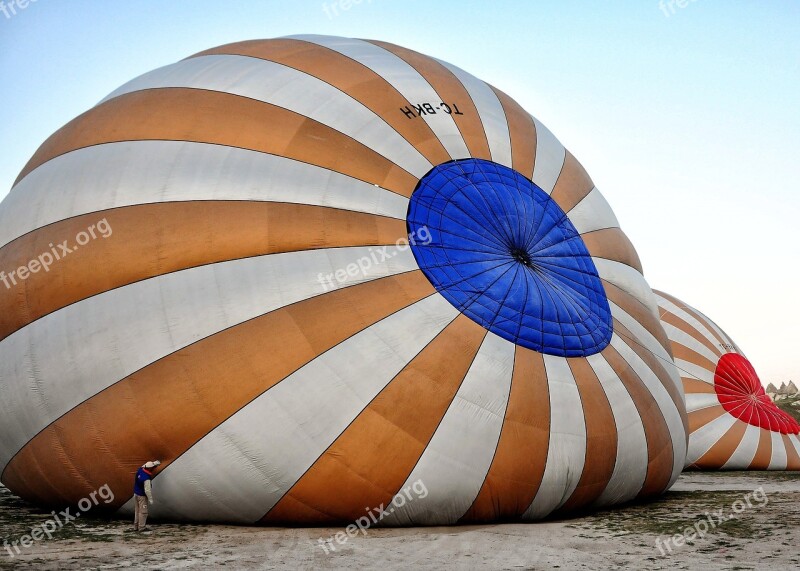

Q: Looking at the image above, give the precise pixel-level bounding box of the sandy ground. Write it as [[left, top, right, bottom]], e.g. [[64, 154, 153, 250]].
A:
[[1, 471, 798, 570]]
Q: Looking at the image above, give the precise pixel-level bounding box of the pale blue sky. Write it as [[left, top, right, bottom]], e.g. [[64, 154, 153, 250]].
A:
[[1, 0, 798, 383]]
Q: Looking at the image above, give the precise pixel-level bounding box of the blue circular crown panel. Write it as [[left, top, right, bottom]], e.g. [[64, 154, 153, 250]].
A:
[[407, 159, 613, 358]]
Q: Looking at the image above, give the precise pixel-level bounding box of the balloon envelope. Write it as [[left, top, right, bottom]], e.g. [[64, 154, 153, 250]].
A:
[[654, 290, 800, 470], [0, 35, 687, 524]]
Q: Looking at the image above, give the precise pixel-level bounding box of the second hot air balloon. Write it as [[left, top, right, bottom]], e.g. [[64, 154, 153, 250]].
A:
[[655, 290, 800, 470]]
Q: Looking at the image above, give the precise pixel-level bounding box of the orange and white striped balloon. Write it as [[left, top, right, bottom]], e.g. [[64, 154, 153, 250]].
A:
[[654, 290, 800, 470], [0, 36, 688, 524]]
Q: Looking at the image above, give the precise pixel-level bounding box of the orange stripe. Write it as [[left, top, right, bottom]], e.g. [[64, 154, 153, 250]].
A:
[[191, 38, 451, 166], [490, 86, 536, 179], [671, 343, 718, 374], [459, 347, 549, 522], [262, 315, 487, 524], [0, 202, 407, 342], [748, 428, 773, 469], [656, 291, 729, 351], [583, 228, 643, 274], [603, 280, 672, 359], [782, 435, 800, 470], [1, 272, 435, 508], [688, 405, 727, 433], [369, 40, 492, 161], [550, 151, 594, 214], [693, 420, 747, 469], [612, 320, 687, 439], [15, 89, 418, 196], [683, 378, 716, 394], [559, 357, 617, 512], [601, 346, 673, 496], [658, 307, 722, 359]]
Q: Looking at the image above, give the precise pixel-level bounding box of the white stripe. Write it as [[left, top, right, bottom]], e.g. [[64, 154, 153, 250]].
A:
[[99, 54, 432, 179], [596, 259, 659, 315], [721, 423, 760, 469], [693, 308, 737, 353], [768, 431, 788, 470], [608, 299, 674, 370], [676, 359, 715, 386], [661, 322, 719, 365], [569, 188, 620, 234], [435, 59, 512, 167], [686, 413, 736, 465], [120, 294, 460, 523], [0, 246, 419, 472], [587, 353, 648, 506], [0, 141, 409, 249], [609, 303, 687, 450], [522, 354, 586, 519], [654, 295, 722, 355], [789, 434, 800, 460], [289, 35, 470, 160], [379, 332, 514, 525], [530, 117, 565, 194], [685, 392, 721, 412], [610, 335, 686, 482]]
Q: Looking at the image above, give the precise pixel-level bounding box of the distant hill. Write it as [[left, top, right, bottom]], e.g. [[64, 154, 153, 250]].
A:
[[767, 381, 799, 401], [776, 394, 800, 424]]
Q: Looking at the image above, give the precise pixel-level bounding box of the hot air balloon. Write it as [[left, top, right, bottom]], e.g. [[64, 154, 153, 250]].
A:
[[654, 290, 800, 470], [0, 35, 687, 525]]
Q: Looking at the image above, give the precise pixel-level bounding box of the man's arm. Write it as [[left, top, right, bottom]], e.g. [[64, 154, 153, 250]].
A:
[[144, 479, 154, 504]]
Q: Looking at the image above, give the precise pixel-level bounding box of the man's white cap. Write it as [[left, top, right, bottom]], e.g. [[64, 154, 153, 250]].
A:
[[144, 460, 162, 469]]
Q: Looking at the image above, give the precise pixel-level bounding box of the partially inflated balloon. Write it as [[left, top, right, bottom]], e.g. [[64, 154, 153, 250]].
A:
[[0, 35, 686, 524], [654, 290, 799, 470]]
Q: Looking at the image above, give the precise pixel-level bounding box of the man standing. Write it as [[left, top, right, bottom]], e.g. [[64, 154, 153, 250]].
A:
[[133, 460, 161, 532]]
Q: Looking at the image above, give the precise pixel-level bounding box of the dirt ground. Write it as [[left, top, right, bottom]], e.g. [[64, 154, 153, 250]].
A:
[[1, 471, 798, 570]]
